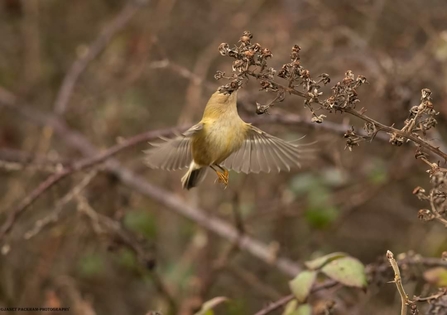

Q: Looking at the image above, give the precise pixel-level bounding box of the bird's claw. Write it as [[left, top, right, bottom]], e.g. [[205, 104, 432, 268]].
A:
[[214, 169, 229, 189]]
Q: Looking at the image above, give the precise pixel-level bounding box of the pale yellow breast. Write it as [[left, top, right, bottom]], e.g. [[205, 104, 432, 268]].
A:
[[191, 118, 246, 166]]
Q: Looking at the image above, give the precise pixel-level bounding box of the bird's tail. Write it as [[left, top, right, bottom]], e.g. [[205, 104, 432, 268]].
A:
[[181, 167, 208, 190]]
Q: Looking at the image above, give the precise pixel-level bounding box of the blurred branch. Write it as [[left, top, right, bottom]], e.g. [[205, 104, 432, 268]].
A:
[[53, 1, 144, 115], [0, 91, 303, 278], [76, 194, 156, 269], [0, 160, 59, 173], [0, 148, 68, 165], [76, 195, 177, 310], [0, 124, 181, 241], [0, 81, 389, 248], [178, 0, 267, 124], [22, 170, 99, 240], [228, 264, 282, 300], [196, 192, 247, 301], [21, 0, 41, 88]]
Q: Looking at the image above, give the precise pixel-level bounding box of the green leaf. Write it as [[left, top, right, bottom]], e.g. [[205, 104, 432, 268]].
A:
[[304, 205, 338, 229], [304, 186, 338, 229], [282, 300, 298, 315], [321, 256, 367, 288], [194, 297, 229, 315], [289, 271, 317, 302], [296, 304, 312, 315], [305, 252, 347, 270]]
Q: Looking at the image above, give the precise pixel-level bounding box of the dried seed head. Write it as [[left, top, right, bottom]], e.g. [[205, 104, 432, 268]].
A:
[[356, 75, 368, 85], [214, 70, 225, 80], [421, 88, 432, 101], [418, 209, 433, 221], [319, 73, 331, 85], [311, 114, 326, 124], [261, 48, 272, 59], [252, 43, 262, 53], [413, 186, 425, 195], [218, 43, 229, 56]]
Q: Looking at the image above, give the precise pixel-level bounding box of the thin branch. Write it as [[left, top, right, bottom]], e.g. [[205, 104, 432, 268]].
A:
[[23, 170, 99, 240], [0, 125, 182, 241], [0, 93, 304, 277], [53, 1, 143, 115], [228, 264, 282, 300], [0, 160, 58, 173], [77, 195, 177, 311], [0, 148, 68, 165], [257, 76, 447, 161], [0, 87, 394, 243], [345, 107, 447, 162], [386, 250, 414, 315]]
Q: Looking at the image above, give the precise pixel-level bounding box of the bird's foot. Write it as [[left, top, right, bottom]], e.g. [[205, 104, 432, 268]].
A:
[[214, 169, 229, 189]]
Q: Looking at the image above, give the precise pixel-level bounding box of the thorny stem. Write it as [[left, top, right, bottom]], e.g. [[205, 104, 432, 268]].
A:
[[413, 288, 447, 302], [344, 108, 447, 162], [387, 250, 412, 315], [219, 32, 447, 168], [253, 76, 447, 162]]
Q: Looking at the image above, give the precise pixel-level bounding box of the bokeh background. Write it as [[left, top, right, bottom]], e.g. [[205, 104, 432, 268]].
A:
[[1, 0, 447, 314]]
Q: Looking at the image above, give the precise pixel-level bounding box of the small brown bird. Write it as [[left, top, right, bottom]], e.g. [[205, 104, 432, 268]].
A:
[[144, 89, 309, 189]]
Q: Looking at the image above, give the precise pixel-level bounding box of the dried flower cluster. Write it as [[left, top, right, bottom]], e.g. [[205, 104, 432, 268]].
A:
[[216, 31, 274, 96], [217, 31, 447, 228], [390, 89, 439, 146], [414, 163, 447, 226], [216, 31, 368, 127]]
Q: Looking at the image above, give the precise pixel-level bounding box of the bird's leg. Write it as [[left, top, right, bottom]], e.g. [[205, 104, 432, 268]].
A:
[[216, 165, 229, 185], [210, 165, 229, 187]]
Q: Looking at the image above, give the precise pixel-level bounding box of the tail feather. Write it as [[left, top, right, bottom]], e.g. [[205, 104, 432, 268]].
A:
[[181, 167, 207, 190]]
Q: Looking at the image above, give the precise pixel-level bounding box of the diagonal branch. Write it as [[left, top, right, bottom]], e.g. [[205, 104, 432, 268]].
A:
[[53, 1, 143, 115], [0, 92, 304, 277], [0, 125, 182, 241]]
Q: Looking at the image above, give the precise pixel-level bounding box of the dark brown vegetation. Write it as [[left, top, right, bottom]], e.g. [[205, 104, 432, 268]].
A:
[[2, 0, 447, 314]]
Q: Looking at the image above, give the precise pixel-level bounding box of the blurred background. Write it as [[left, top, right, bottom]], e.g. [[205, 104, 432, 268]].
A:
[[1, 0, 447, 314]]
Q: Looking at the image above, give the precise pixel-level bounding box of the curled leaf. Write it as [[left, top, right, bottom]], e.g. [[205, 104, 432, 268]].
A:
[[289, 270, 317, 302], [305, 252, 347, 270]]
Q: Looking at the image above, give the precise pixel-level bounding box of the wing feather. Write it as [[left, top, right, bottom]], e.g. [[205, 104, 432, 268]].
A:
[[144, 123, 203, 171], [222, 125, 310, 174]]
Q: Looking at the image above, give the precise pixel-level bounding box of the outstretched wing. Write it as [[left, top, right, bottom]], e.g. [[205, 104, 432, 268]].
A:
[[144, 123, 203, 171], [222, 125, 311, 174]]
